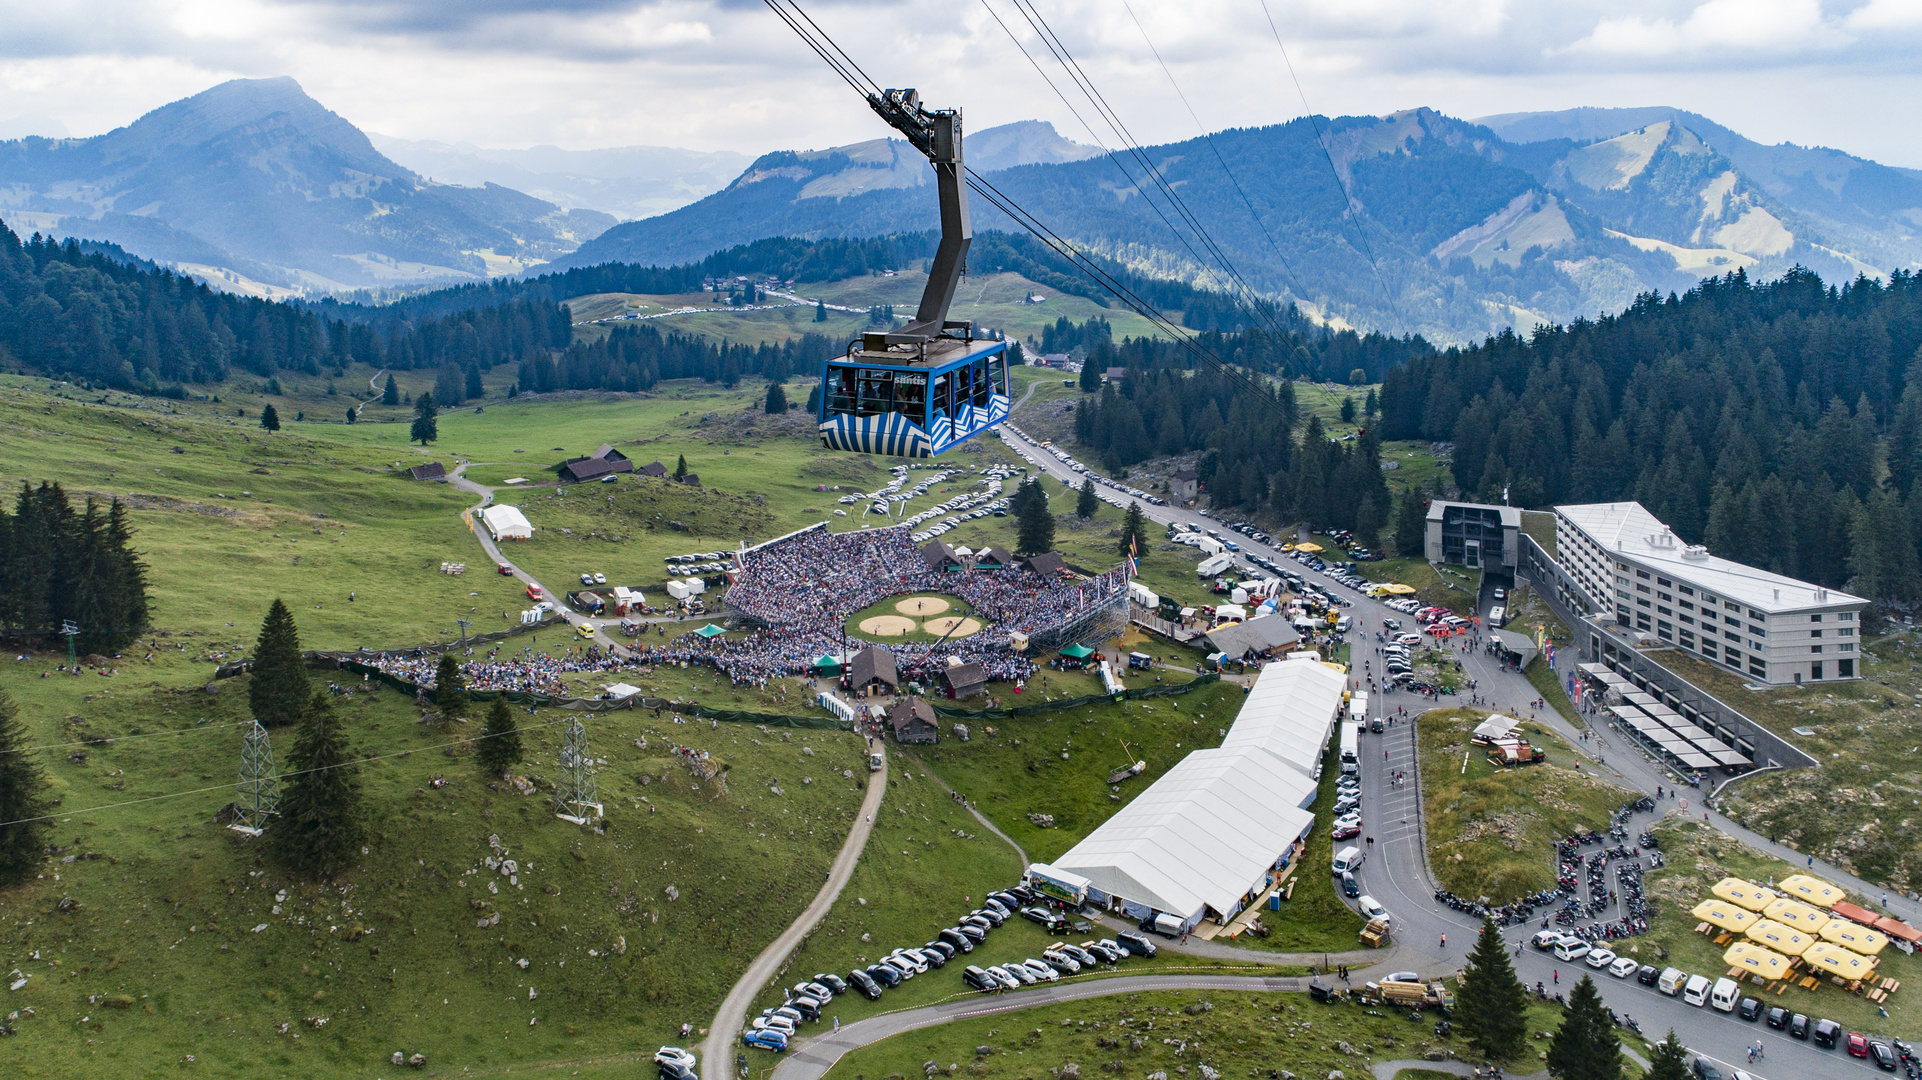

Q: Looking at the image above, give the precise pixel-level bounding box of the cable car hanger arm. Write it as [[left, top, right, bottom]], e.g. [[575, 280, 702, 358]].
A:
[[865, 88, 973, 351]]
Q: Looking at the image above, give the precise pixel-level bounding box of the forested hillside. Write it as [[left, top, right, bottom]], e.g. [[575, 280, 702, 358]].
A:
[[1379, 268, 1922, 602]]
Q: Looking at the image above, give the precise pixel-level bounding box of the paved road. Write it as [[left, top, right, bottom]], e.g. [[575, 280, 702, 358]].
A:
[[704, 743, 891, 1073], [772, 973, 1309, 1080], [994, 425, 1896, 1080]]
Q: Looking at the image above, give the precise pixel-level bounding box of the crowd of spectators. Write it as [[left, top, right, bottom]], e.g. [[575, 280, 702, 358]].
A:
[[370, 644, 627, 696]]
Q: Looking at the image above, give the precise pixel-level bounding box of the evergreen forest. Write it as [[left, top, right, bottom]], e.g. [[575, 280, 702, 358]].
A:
[[0, 482, 151, 652]]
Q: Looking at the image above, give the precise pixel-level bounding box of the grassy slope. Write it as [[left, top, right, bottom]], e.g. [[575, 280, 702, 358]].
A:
[[1418, 707, 1630, 901], [1644, 818, 1921, 1037], [820, 989, 1586, 1080], [2, 660, 868, 1078]]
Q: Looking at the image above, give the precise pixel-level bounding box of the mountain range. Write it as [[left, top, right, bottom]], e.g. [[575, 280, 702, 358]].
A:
[[563, 106, 1921, 341], [367, 135, 752, 221], [0, 78, 617, 295]]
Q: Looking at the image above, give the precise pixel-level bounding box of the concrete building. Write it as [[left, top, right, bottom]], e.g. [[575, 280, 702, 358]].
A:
[[1555, 501, 1867, 686], [1425, 500, 1520, 571]]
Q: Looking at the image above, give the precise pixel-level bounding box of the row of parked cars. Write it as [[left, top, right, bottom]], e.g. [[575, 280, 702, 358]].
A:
[[960, 930, 1158, 993], [1534, 930, 1909, 1070]]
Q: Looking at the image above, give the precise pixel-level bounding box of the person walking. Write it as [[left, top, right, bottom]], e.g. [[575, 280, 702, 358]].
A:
[[1440, 933, 1447, 949]]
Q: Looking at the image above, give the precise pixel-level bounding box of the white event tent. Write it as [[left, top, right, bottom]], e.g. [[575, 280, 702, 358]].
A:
[[481, 504, 534, 541]]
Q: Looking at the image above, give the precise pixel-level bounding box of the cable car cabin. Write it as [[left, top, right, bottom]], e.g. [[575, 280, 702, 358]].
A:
[[818, 338, 1009, 458]]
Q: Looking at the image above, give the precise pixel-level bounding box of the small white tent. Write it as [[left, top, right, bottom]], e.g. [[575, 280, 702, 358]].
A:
[[481, 505, 533, 541]]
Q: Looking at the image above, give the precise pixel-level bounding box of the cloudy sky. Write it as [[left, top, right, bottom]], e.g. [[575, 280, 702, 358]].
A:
[[2, 0, 1920, 166]]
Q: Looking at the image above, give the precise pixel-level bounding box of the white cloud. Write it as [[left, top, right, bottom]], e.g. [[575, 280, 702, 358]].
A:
[[0, 0, 1916, 166], [1567, 0, 1842, 57]]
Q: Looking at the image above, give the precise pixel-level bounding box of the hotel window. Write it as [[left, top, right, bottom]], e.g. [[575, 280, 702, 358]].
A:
[[1636, 569, 1651, 579], [1811, 645, 1824, 654], [1839, 612, 1854, 621], [1680, 615, 1695, 626], [1749, 659, 1767, 677], [1702, 593, 1718, 605], [1725, 601, 1741, 611], [1679, 630, 1696, 645], [1658, 623, 1674, 641], [1839, 658, 1854, 677], [1749, 608, 1766, 619], [1750, 625, 1766, 637], [1811, 662, 1824, 680], [1658, 592, 1672, 602], [1840, 643, 1855, 652], [1679, 600, 1694, 611], [1657, 577, 1672, 587], [1839, 628, 1854, 637], [1636, 584, 1650, 594], [1658, 605, 1672, 616], [1810, 629, 1822, 638], [1679, 585, 1695, 596], [1637, 598, 1651, 608], [1810, 613, 1823, 622], [1725, 630, 1741, 642]]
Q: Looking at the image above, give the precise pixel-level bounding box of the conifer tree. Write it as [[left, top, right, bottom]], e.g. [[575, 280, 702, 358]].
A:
[[765, 381, 789, 414], [381, 373, 399, 405], [249, 600, 308, 728], [270, 690, 365, 879], [345, 405, 357, 424], [411, 391, 438, 445], [1118, 501, 1149, 560], [1456, 917, 1529, 1061], [0, 691, 53, 887], [673, 454, 688, 480], [1076, 477, 1099, 519], [805, 384, 821, 414], [1393, 489, 1428, 556], [1645, 1033, 1688, 1080], [477, 696, 523, 777], [1340, 396, 1357, 423], [814, 300, 827, 322], [433, 653, 469, 722], [260, 404, 280, 431], [1015, 479, 1055, 555], [1546, 975, 1622, 1080], [465, 364, 484, 400], [1078, 358, 1101, 392]]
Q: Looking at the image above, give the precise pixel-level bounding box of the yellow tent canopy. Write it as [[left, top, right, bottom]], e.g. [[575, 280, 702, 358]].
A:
[[1803, 941, 1878, 980], [1762, 896, 1831, 935], [1378, 583, 1418, 595], [1745, 919, 1814, 957], [1819, 919, 1889, 956], [1780, 873, 1844, 909], [1294, 542, 1324, 553], [1711, 877, 1780, 912], [1723, 941, 1792, 980], [1691, 898, 1759, 934]]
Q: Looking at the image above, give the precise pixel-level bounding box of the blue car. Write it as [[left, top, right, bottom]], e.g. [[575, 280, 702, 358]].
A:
[[742, 1029, 788, 1052]]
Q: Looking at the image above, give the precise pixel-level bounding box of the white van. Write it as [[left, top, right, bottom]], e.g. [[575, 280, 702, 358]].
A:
[[1682, 974, 1712, 1006], [1553, 938, 1590, 962], [1657, 967, 1688, 996], [1487, 605, 1506, 628], [1149, 912, 1185, 939], [1710, 977, 1741, 1012], [1332, 846, 1364, 875]]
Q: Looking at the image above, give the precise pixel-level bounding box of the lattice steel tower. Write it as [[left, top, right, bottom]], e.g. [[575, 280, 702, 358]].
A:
[[554, 717, 603, 824], [230, 720, 280, 837]]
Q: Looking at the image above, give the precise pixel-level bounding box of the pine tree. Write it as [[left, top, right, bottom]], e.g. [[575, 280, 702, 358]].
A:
[[381, 373, 399, 405], [477, 696, 524, 777], [1393, 489, 1428, 556], [1118, 501, 1149, 560], [1545, 974, 1622, 1080], [0, 691, 53, 887], [814, 300, 827, 322], [260, 404, 280, 431], [1363, 388, 1378, 418], [764, 381, 789, 414], [1015, 479, 1055, 555], [1456, 917, 1529, 1061], [249, 600, 308, 728], [673, 455, 688, 480], [345, 405, 357, 424], [1645, 1033, 1688, 1080], [1076, 477, 1099, 519], [270, 690, 365, 879], [411, 391, 438, 445], [1078, 358, 1101, 393], [1340, 396, 1357, 423], [433, 653, 469, 722], [465, 364, 484, 400], [806, 383, 821, 414]]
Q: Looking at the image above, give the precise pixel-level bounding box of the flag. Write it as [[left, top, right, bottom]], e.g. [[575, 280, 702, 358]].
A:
[[1127, 552, 1138, 576]]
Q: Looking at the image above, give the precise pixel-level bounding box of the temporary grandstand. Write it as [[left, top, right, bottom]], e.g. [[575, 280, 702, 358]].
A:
[[1041, 657, 1346, 931]]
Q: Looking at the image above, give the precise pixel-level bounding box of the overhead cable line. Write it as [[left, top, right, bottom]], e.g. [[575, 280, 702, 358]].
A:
[[993, 0, 1293, 341], [1255, 0, 1401, 322], [1118, 0, 1312, 307]]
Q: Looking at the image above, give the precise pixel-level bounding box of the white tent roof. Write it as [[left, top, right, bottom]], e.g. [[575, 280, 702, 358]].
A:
[[602, 683, 644, 700], [1050, 747, 1316, 920], [1218, 659, 1348, 786], [480, 504, 533, 540], [1473, 715, 1521, 741]]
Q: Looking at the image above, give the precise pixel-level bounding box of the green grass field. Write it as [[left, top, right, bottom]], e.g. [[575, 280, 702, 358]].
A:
[[819, 988, 1589, 1080], [1417, 707, 1631, 902]]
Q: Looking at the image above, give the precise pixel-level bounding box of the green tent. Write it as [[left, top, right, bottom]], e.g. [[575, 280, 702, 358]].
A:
[[1059, 643, 1096, 659], [813, 655, 843, 675], [694, 624, 727, 639]]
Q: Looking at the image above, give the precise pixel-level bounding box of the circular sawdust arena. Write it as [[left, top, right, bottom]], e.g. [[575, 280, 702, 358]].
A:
[[923, 616, 982, 638], [857, 615, 919, 636], [895, 596, 951, 617]]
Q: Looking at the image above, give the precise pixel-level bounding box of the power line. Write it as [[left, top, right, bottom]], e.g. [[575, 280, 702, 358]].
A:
[[1254, 0, 1400, 322]]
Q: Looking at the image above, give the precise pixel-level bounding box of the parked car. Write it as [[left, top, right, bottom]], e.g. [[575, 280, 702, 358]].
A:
[[1608, 957, 1639, 979], [1635, 964, 1660, 985], [1847, 1032, 1871, 1058], [1117, 932, 1157, 957], [1341, 871, 1360, 898], [1041, 951, 1081, 974], [1788, 1013, 1810, 1039], [1584, 947, 1617, 970], [1764, 1006, 1788, 1029], [1737, 997, 1762, 1021], [742, 1029, 788, 1052], [814, 973, 848, 995], [1022, 959, 1060, 982], [941, 927, 976, 952], [1869, 1040, 1897, 1070], [865, 963, 902, 988], [1331, 821, 1361, 840], [847, 969, 882, 999], [655, 1048, 698, 1071], [962, 965, 998, 992], [1357, 896, 1390, 927]]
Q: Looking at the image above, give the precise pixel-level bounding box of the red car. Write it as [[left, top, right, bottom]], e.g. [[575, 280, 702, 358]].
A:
[[526, 584, 543, 600], [1847, 1031, 1871, 1058], [1331, 823, 1361, 840], [497, 563, 514, 575]]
